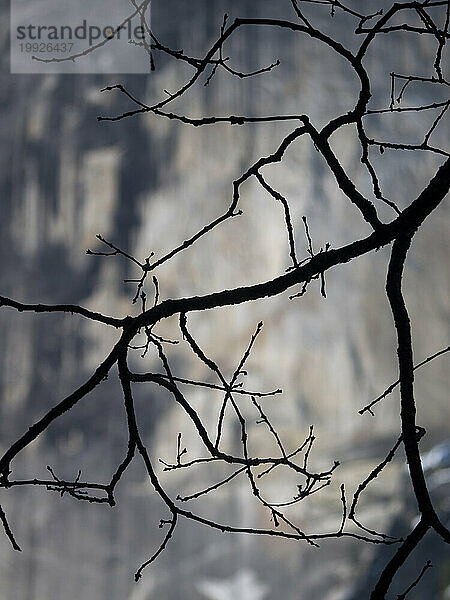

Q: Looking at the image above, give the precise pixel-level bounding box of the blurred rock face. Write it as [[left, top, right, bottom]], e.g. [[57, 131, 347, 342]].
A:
[[0, 2, 448, 599]]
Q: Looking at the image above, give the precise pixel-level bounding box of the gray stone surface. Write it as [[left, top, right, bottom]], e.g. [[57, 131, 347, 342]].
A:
[[0, 1, 448, 598]]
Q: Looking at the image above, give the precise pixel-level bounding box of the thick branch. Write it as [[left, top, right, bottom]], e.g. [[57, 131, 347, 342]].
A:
[[370, 518, 430, 600], [386, 233, 450, 541], [133, 158, 449, 330], [0, 330, 132, 480], [0, 296, 124, 328]]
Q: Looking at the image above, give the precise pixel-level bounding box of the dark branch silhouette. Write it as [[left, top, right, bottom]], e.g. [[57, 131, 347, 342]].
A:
[[1, 1, 449, 598]]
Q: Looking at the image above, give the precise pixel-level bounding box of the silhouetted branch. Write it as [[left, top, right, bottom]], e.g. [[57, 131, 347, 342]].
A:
[[397, 560, 432, 599], [360, 345, 450, 415], [0, 295, 124, 328], [370, 519, 430, 600], [0, 504, 21, 552], [1, 2, 449, 594], [349, 435, 404, 540], [386, 232, 450, 542]]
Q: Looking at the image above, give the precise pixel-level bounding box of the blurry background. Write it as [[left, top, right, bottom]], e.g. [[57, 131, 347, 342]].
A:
[[0, 1, 449, 598]]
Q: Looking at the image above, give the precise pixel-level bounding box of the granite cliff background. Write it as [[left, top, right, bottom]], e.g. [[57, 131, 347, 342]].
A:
[[0, 1, 449, 598]]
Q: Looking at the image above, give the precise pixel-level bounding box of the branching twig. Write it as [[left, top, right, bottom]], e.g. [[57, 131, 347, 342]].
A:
[[1, 3, 449, 594], [397, 560, 432, 599], [360, 345, 450, 415]]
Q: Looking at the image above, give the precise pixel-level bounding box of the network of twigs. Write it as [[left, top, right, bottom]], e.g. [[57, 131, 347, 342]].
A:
[[1, 1, 449, 598]]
